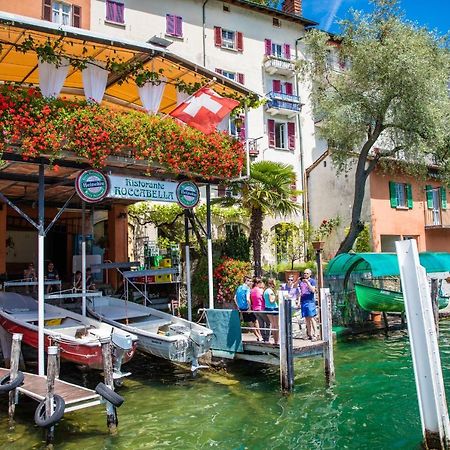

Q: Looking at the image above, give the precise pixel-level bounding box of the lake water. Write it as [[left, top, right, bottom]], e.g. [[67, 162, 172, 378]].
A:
[[3, 321, 450, 449]]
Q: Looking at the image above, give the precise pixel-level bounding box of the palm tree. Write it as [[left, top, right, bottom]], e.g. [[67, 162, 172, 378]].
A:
[[219, 161, 301, 276]]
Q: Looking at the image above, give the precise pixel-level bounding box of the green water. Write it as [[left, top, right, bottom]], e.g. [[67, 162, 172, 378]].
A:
[[3, 321, 450, 449]]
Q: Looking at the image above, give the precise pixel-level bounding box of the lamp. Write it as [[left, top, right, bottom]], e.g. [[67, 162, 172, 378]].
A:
[[117, 212, 127, 219]]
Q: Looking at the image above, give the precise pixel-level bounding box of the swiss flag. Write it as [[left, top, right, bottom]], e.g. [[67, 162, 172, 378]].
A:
[[170, 87, 240, 134]]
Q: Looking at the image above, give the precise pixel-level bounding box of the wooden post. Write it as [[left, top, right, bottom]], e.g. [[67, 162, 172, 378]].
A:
[[45, 346, 58, 448], [101, 337, 118, 434], [312, 241, 324, 340], [321, 288, 335, 384], [430, 278, 439, 339], [382, 312, 389, 335], [8, 333, 22, 427], [279, 293, 294, 392]]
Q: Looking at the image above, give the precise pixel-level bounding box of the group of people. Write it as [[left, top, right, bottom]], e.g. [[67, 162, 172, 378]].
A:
[[234, 269, 318, 344], [23, 262, 95, 293]]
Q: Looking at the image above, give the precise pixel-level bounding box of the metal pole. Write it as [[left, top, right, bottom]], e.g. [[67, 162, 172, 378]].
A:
[[206, 184, 214, 309], [184, 211, 192, 321], [45, 346, 58, 448], [315, 246, 324, 340], [8, 333, 22, 427], [38, 164, 45, 376], [396, 239, 450, 449], [244, 105, 250, 177], [81, 201, 86, 317], [321, 288, 335, 384]]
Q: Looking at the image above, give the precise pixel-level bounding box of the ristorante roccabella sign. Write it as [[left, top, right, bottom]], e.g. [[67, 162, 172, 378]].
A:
[[75, 171, 200, 207]]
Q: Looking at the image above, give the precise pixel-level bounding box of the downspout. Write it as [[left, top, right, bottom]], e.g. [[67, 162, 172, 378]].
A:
[[295, 35, 308, 256], [202, 0, 210, 67]]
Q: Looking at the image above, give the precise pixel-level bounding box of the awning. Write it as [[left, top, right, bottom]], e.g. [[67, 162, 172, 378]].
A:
[[0, 12, 259, 112], [325, 252, 450, 278]]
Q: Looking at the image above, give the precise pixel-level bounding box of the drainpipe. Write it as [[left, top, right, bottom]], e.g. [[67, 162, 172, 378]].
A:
[[295, 35, 308, 256], [202, 0, 210, 67]]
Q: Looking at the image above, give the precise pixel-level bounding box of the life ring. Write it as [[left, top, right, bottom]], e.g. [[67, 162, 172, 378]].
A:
[[34, 394, 65, 428], [0, 371, 24, 393], [95, 382, 124, 407]]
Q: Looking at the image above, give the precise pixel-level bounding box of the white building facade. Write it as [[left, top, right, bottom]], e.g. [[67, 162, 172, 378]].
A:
[[90, 0, 322, 267]]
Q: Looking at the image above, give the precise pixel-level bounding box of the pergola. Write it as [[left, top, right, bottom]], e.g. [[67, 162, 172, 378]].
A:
[[0, 12, 259, 375]]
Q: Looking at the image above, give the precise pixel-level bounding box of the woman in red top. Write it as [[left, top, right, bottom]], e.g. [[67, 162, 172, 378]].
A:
[[251, 278, 269, 342]]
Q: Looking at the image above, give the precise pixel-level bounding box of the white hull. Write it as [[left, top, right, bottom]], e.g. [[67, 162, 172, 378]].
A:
[[87, 295, 213, 364]]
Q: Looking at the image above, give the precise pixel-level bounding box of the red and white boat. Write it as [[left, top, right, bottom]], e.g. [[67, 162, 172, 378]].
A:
[[0, 292, 138, 376]]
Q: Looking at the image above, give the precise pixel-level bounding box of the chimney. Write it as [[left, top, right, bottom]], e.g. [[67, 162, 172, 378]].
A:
[[282, 0, 302, 16]]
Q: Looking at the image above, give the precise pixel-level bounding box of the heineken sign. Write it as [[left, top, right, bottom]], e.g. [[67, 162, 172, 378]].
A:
[[75, 170, 109, 203], [107, 174, 200, 207]]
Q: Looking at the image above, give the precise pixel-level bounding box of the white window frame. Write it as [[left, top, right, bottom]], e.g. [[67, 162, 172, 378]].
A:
[[275, 121, 287, 149], [395, 182, 407, 208], [52, 1, 71, 26], [222, 29, 236, 50], [271, 42, 283, 58], [222, 70, 236, 81]]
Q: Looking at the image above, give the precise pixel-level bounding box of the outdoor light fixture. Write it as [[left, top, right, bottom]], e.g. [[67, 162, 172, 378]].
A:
[[147, 36, 173, 48], [117, 212, 127, 219], [234, 117, 243, 131]]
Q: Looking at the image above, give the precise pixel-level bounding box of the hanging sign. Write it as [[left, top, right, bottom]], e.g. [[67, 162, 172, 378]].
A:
[[75, 170, 109, 203], [176, 181, 200, 208], [107, 174, 200, 207]]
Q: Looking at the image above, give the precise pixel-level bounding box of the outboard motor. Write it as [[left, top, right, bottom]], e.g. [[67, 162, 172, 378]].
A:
[[111, 330, 136, 381]]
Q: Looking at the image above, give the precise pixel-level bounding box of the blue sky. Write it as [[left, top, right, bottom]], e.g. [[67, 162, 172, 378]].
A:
[[302, 0, 450, 35]]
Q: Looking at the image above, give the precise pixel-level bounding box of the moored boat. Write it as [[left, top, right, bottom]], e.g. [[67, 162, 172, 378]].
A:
[[86, 294, 213, 367], [354, 283, 450, 313], [0, 292, 138, 376]]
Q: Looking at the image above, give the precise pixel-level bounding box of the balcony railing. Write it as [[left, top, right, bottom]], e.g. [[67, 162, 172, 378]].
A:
[[248, 138, 260, 157], [266, 91, 301, 116], [424, 207, 450, 228], [263, 56, 296, 76]]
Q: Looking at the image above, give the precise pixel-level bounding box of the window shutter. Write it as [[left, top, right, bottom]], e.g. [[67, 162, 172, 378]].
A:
[[217, 185, 226, 197], [426, 185, 433, 209], [389, 181, 398, 208], [441, 186, 447, 210], [237, 73, 245, 85], [287, 122, 295, 150], [406, 184, 413, 209], [236, 31, 244, 52], [285, 82, 293, 95], [175, 16, 183, 37], [214, 27, 222, 47], [166, 14, 175, 35], [283, 43, 291, 59], [215, 68, 223, 74], [264, 39, 272, 56], [268, 119, 275, 148], [42, 0, 52, 21], [72, 5, 82, 28], [272, 80, 281, 93], [238, 116, 246, 142]]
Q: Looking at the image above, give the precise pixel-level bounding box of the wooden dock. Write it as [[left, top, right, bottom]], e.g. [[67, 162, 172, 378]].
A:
[[0, 368, 101, 412]]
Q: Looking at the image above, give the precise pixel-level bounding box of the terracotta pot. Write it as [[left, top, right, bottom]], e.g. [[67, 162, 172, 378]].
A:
[[312, 240, 325, 251], [284, 270, 300, 283]]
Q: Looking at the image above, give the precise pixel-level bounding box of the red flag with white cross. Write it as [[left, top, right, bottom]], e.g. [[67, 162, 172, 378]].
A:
[[169, 86, 240, 134]]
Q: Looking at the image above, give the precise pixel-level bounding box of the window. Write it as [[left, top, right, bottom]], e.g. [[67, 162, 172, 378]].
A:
[[273, 17, 281, 27], [43, 0, 81, 27], [272, 80, 293, 95], [268, 119, 295, 150], [214, 27, 244, 52], [389, 181, 413, 209], [426, 185, 447, 225], [106, 0, 124, 24], [264, 39, 291, 59], [215, 68, 245, 84], [223, 4, 230, 12], [166, 14, 183, 38], [222, 70, 236, 81]]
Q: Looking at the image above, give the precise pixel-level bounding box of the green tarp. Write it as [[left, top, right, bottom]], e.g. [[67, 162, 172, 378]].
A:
[[325, 252, 450, 278]]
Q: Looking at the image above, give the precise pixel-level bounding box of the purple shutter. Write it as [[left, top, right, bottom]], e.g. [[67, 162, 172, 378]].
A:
[[272, 80, 281, 93], [175, 16, 183, 37], [288, 122, 296, 150], [166, 14, 175, 35], [215, 68, 223, 74], [268, 120, 275, 148], [214, 27, 222, 47], [264, 39, 272, 56], [106, 1, 123, 24], [237, 73, 245, 84], [285, 82, 293, 95], [43, 0, 52, 21], [72, 5, 82, 27], [284, 43, 291, 60], [239, 116, 246, 142], [236, 31, 244, 52]]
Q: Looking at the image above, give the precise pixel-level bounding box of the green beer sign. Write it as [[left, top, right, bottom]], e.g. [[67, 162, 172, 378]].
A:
[[176, 181, 200, 209], [75, 170, 109, 203]]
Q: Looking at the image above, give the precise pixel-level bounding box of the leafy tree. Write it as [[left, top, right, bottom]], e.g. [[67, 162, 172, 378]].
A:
[[299, 0, 450, 254], [272, 223, 303, 270], [219, 161, 300, 276], [248, 0, 282, 8]]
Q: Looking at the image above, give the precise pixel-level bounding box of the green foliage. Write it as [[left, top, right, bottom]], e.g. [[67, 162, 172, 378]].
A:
[[272, 223, 303, 269], [247, 0, 282, 8], [299, 0, 450, 252], [221, 227, 251, 261], [354, 224, 372, 252], [313, 217, 341, 240], [214, 258, 253, 304]]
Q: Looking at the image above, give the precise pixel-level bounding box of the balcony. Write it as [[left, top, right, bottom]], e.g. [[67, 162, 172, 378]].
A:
[[248, 138, 260, 158], [424, 208, 450, 229], [265, 91, 302, 117], [263, 56, 295, 76]]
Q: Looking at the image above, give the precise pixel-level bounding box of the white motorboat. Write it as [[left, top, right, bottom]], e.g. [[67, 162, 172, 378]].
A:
[[86, 294, 213, 367]]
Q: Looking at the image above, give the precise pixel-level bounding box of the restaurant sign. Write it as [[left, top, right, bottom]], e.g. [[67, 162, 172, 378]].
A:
[[107, 174, 200, 207]]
